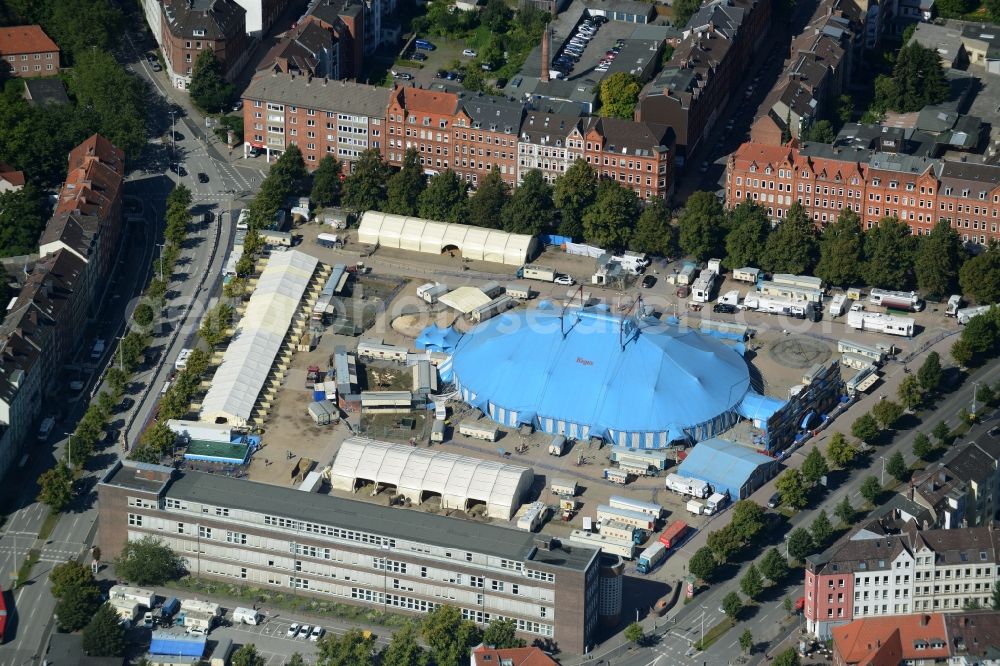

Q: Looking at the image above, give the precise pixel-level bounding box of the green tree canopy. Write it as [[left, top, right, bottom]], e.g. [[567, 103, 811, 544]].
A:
[[915, 219, 965, 299], [787, 527, 816, 561], [724, 202, 770, 269], [466, 169, 509, 230], [113, 536, 183, 585], [582, 179, 640, 248], [729, 500, 766, 543], [51, 561, 97, 600], [0, 185, 47, 258], [38, 463, 73, 511], [83, 603, 126, 657], [874, 43, 948, 113], [379, 623, 427, 666], [863, 216, 917, 289], [872, 399, 904, 429], [671, 0, 702, 26], [773, 648, 802, 666], [801, 448, 829, 486], [913, 432, 934, 460], [311, 156, 343, 208], [852, 412, 880, 443], [816, 208, 864, 287], [762, 203, 818, 274], [624, 621, 645, 645], [502, 169, 555, 235], [483, 618, 525, 649], [342, 149, 388, 212], [860, 476, 882, 505], [811, 509, 833, 547], [776, 469, 808, 510], [552, 158, 597, 239], [630, 198, 676, 257], [707, 526, 744, 563], [689, 546, 717, 581], [270, 144, 307, 187], [834, 496, 855, 525], [759, 547, 789, 583], [898, 373, 924, 410], [826, 432, 857, 468], [65, 51, 145, 161], [417, 169, 469, 224], [56, 582, 102, 631], [316, 629, 376, 666], [721, 591, 743, 619], [918, 351, 943, 393], [386, 148, 425, 216], [599, 72, 641, 119], [959, 243, 1000, 304], [188, 49, 235, 113], [740, 563, 764, 599], [678, 191, 727, 260], [421, 605, 482, 666], [802, 120, 836, 144], [886, 450, 909, 481]]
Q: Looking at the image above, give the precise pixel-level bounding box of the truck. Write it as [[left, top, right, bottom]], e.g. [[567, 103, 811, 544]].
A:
[[658, 520, 690, 549], [706, 492, 729, 514], [868, 288, 925, 312], [957, 304, 996, 325], [686, 499, 706, 515], [37, 416, 55, 441], [232, 607, 262, 625], [847, 304, 914, 337], [732, 267, 760, 284], [665, 473, 710, 498], [516, 264, 557, 282], [548, 435, 566, 456], [828, 293, 849, 318], [946, 295, 963, 317], [636, 541, 667, 574], [691, 270, 718, 303]]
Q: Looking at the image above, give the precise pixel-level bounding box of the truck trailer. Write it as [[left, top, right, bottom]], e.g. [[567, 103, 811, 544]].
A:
[[706, 492, 728, 514], [686, 499, 706, 515], [946, 295, 963, 317], [636, 542, 667, 574], [665, 473, 710, 498], [568, 529, 635, 559], [609, 495, 663, 520], [658, 520, 690, 549], [517, 264, 557, 282], [691, 270, 719, 303], [596, 504, 656, 531], [957, 304, 996, 325], [847, 304, 914, 337], [868, 288, 925, 312], [828, 293, 850, 318]]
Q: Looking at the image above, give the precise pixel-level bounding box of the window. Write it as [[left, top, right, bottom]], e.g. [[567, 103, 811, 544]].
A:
[[193, 29, 206, 37], [128, 513, 143, 526], [215, 507, 230, 517], [226, 531, 247, 545], [199, 526, 212, 539]]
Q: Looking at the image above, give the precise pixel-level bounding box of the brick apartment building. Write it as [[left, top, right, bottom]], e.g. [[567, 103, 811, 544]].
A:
[[831, 611, 1000, 664], [636, 0, 773, 164], [804, 516, 1000, 639], [452, 93, 525, 187], [582, 117, 674, 200], [257, 18, 340, 81], [241, 71, 389, 166], [725, 140, 1000, 245], [146, 0, 250, 90], [98, 460, 604, 653], [385, 85, 461, 175], [309, 0, 364, 79], [906, 439, 1000, 530], [0, 135, 124, 480], [0, 25, 59, 78], [516, 110, 586, 185]]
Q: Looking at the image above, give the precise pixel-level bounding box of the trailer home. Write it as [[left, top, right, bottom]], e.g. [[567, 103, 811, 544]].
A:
[[459, 420, 499, 441], [691, 270, 718, 303], [609, 495, 663, 520], [732, 267, 760, 284], [610, 446, 668, 472], [847, 304, 914, 337], [568, 529, 635, 559]]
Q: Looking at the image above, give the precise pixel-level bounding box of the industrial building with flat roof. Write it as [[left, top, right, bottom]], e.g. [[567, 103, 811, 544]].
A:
[[676, 438, 778, 499], [98, 460, 603, 653]]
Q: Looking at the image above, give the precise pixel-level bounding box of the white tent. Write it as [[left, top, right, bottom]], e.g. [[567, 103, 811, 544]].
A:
[[199, 251, 318, 426], [358, 211, 537, 266], [328, 436, 533, 519]]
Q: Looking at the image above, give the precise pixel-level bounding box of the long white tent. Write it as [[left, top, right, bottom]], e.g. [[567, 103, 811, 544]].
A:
[[358, 211, 537, 266], [329, 436, 534, 520], [200, 250, 318, 426]]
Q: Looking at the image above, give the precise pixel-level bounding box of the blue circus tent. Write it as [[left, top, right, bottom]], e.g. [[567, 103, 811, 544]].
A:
[[415, 324, 462, 354]]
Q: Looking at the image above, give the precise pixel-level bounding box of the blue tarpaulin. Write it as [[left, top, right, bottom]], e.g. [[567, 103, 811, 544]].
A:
[[150, 632, 205, 657], [415, 324, 462, 354], [539, 234, 573, 246]]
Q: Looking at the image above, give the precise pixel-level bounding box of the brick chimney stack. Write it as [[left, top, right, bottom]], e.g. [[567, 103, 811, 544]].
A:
[[541, 28, 550, 82]]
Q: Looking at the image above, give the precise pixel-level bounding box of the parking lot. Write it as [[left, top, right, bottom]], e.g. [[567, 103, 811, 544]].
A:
[[549, 16, 636, 85]]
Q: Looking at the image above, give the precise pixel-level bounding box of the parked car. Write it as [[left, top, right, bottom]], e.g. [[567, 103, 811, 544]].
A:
[[119, 397, 135, 412], [151, 61, 161, 72], [641, 275, 657, 288], [411, 52, 428, 61], [287, 623, 300, 638], [767, 492, 781, 509], [436, 69, 448, 78], [481, 63, 492, 71], [310, 626, 324, 642], [298, 625, 312, 639], [462, 48, 478, 57], [248, 146, 262, 157], [197, 172, 209, 183], [554, 274, 575, 286], [713, 303, 736, 314]]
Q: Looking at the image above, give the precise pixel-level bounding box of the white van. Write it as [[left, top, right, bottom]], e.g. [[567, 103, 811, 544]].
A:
[[236, 209, 249, 230], [232, 607, 261, 625], [174, 348, 192, 371]]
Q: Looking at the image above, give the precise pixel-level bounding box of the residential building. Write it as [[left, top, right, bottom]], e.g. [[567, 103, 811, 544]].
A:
[[232, 0, 287, 35], [22, 78, 70, 106], [98, 460, 604, 653], [385, 85, 461, 175], [516, 110, 585, 185], [945, 611, 1000, 664], [725, 140, 1000, 245], [257, 17, 339, 80], [831, 613, 950, 665], [149, 0, 250, 90], [452, 93, 525, 187], [0, 25, 59, 78], [241, 72, 389, 166], [309, 0, 364, 80], [582, 116, 673, 200], [960, 23, 1000, 75], [636, 0, 773, 163], [471, 644, 559, 666], [0, 162, 24, 193], [804, 517, 1000, 639], [908, 439, 1000, 529], [909, 22, 966, 69]]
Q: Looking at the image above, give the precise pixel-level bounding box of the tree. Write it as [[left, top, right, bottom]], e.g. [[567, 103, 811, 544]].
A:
[[66, 50, 147, 158], [707, 526, 743, 563], [56, 582, 102, 631], [863, 216, 916, 289], [739, 628, 754, 655], [678, 191, 727, 261], [729, 500, 766, 543], [630, 198, 676, 257], [915, 219, 964, 299], [724, 202, 770, 270], [852, 413, 880, 443], [816, 208, 864, 287], [951, 335, 974, 368], [811, 509, 833, 548], [801, 448, 829, 486], [422, 605, 482, 666], [311, 156, 343, 207], [918, 351, 943, 393], [481, 0, 512, 31], [834, 496, 855, 525], [188, 49, 235, 113], [271, 144, 307, 187], [379, 624, 427, 666], [988, 0, 1000, 21], [897, 374, 923, 411], [316, 629, 376, 666], [113, 536, 183, 585], [0, 185, 47, 258], [672, 0, 702, 26], [933, 420, 951, 444], [826, 432, 858, 468], [466, 169, 509, 230], [877, 43, 948, 112], [552, 159, 597, 239], [342, 149, 388, 212], [38, 463, 73, 511], [776, 469, 808, 510], [872, 399, 904, 430], [51, 561, 97, 600], [624, 621, 645, 645], [582, 179, 639, 248], [132, 302, 155, 329], [722, 591, 743, 619], [418, 170, 467, 224], [136, 421, 177, 461], [783, 596, 795, 616], [762, 203, 818, 275], [689, 546, 717, 581], [860, 476, 882, 505], [787, 527, 816, 561], [802, 119, 835, 143], [483, 618, 524, 649], [502, 170, 555, 235], [83, 603, 126, 657], [599, 72, 641, 119], [912, 432, 933, 460], [773, 647, 802, 666], [759, 548, 788, 583], [886, 451, 908, 482], [386, 148, 425, 216], [959, 245, 1000, 304]]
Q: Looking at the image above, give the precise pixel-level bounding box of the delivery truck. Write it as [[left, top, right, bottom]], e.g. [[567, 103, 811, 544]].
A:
[[636, 541, 667, 574], [658, 520, 690, 549], [686, 499, 706, 515], [705, 492, 729, 514], [665, 473, 710, 498]]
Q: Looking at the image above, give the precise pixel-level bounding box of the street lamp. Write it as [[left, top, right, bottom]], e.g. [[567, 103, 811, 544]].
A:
[[972, 381, 980, 420], [116, 335, 125, 371], [155, 243, 166, 282], [880, 455, 886, 485]]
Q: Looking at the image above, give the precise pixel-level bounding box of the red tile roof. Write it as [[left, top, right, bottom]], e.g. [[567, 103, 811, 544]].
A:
[[832, 614, 950, 665], [471, 645, 558, 666], [68, 134, 125, 173], [0, 25, 59, 55], [0, 166, 25, 187], [392, 85, 458, 116]]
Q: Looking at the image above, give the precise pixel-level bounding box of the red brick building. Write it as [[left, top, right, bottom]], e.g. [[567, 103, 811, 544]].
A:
[[0, 25, 59, 78], [452, 93, 524, 187], [725, 140, 1000, 244], [157, 0, 250, 91], [385, 85, 460, 175], [582, 117, 673, 201]]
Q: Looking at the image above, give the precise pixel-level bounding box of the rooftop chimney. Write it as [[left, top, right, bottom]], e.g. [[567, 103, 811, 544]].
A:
[[541, 28, 550, 83], [921, 615, 931, 626]]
